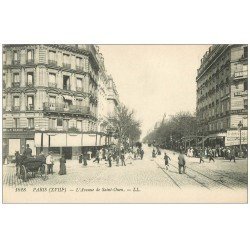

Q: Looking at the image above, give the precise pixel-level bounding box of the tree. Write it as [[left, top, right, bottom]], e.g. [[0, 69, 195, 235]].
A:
[[107, 104, 141, 150]]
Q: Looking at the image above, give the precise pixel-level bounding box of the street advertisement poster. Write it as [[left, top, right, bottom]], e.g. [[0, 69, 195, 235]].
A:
[[2, 44, 248, 204], [225, 130, 248, 146]]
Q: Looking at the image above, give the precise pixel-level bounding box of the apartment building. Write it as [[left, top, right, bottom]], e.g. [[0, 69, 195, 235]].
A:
[[2, 44, 120, 160], [196, 44, 248, 147]]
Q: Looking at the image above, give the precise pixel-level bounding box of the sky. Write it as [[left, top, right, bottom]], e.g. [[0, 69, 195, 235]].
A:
[[99, 45, 211, 138]]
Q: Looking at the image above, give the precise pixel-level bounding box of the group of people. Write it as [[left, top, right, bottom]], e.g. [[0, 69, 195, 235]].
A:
[[79, 147, 145, 168], [15, 144, 67, 177], [184, 145, 247, 164]]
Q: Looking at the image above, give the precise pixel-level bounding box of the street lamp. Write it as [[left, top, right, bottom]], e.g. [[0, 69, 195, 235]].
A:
[[238, 121, 243, 150]]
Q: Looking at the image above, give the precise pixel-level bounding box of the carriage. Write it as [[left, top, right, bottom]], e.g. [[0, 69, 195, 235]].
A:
[[17, 156, 47, 182]]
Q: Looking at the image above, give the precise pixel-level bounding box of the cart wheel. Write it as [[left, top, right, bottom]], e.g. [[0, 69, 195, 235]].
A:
[[41, 164, 48, 181], [20, 165, 27, 182]]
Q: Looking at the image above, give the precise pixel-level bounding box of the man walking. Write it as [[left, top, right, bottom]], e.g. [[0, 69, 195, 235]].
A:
[[140, 149, 144, 160], [93, 150, 100, 164], [230, 147, 236, 163], [121, 152, 126, 166], [46, 151, 54, 174], [164, 152, 171, 170], [199, 149, 204, 164], [178, 151, 186, 174], [208, 148, 215, 163], [108, 152, 112, 167]]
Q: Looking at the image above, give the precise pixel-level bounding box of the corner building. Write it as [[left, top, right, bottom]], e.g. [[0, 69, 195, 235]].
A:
[[196, 44, 248, 147], [2, 44, 119, 160]]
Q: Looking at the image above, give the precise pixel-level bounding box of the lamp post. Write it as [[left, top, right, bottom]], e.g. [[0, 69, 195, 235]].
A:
[[238, 121, 243, 151]]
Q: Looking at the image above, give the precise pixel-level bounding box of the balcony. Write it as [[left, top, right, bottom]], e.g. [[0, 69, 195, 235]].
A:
[[12, 60, 20, 65], [12, 82, 20, 88], [26, 82, 34, 87], [12, 106, 20, 111], [48, 60, 57, 66], [26, 104, 34, 111], [43, 102, 90, 115], [48, 82, 57, 88], [3, 127, 34, 132], [76, 66, 84, 72], [62, 63, 71, 69], [76, 86, 83, 92]]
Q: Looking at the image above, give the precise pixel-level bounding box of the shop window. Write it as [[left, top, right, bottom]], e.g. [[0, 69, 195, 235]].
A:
[[63, 119, 69, 130], [77, 120, 82, 131]]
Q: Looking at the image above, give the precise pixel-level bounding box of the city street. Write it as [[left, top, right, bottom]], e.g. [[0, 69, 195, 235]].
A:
[[3, 146, 247, 191]]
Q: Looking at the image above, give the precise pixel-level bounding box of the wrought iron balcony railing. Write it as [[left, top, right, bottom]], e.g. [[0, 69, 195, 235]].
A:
[[62, 63, 71, 69], [26, 82, 34, 87], [26, 105, 34, 111], [12, 82, 20, 87], [43, 102, 90, 115], [76, 86, 83, 92], [76, 66, 84, 72], [12, 106, 20, 111], [12, 60, 20, 65], [48, 60, 58, 66], [234, 70, 248, 78], [48, 82, 57, 88], [26, 59, 34, 64]]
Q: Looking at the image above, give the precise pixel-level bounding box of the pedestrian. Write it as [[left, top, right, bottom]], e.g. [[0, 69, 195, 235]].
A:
[[164, 152, 171, 170], [152, 148, 156, 158], [230, 147, 236, 163], [83, 152, 88, 166], [93, 150, 100, 164], [121, 152, 126, 166], [116, 154, 120, 166], [46, 151, 54, 174], [199, 149, 204, 164], [59, 154, 66, 175], [23, 144, 32, 159], [140, 149, 144, 160], [37, 151, 46, 174], [178, 151, 186, 174], [79, 154, 83, 164], [15, 151, 22, 177], [208, 149, 215, 163], [108, 153, 112, 167]]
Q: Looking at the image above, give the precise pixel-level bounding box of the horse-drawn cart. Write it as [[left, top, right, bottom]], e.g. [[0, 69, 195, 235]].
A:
[[18, 157, 47, 182]]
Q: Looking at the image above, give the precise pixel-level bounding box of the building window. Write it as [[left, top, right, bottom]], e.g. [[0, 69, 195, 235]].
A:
[[57, 118, 63, 127], [13, 51, 18, 61], [3, 52, 6, 64], [27, 96, 34, 110], [244, 80, 248, 91], [63, 119, 69, 131], [77, 120, 82, 131], [244, 99, 248, 109], [13, 96, 20, 111], [3, 96, 6, 110], [49, 96, 56, 109], [63, 75, 70, 90], [76, 57, 83, 70], [49, 118, 56, 129], [27, 118, 34, 129], [76, 78, 82, 91], [49, 73, 56, 87], [243, 46, 248, 58], [63, 54, 70, 68], [27, 72, 34, 85], [27, 49, 34, 62], [13, 118, 20, 128], [48, 51, 57, 65], [13, 73, 20, 83]]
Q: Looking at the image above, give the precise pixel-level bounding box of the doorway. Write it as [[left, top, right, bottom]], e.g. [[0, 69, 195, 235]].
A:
[[62, 147, 72, 159]]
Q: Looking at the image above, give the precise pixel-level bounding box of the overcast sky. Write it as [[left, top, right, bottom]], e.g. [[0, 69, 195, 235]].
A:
[[99, 45, 211, 138]]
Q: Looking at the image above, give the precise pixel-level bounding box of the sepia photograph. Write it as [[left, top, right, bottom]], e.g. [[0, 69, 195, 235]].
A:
[[1, 44, 248, 203]]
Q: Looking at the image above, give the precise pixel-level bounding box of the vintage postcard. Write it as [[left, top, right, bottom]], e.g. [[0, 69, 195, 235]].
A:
[[2, 44, 248, 203]]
